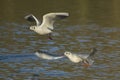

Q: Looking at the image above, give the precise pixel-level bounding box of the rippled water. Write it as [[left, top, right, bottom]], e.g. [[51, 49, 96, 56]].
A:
[[0, 0, 120, 80]]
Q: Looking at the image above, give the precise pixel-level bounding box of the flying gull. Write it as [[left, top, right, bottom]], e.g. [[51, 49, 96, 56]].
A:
[[64, 48, 97, 67], [25, 12, 69, 40], [35, 48, 97, 67]]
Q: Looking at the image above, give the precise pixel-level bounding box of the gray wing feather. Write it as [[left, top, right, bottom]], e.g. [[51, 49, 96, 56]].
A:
[[35, 51, 65, 60]]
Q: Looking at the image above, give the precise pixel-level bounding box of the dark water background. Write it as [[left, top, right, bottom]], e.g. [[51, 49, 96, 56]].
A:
[[0, 0, 120, 80]]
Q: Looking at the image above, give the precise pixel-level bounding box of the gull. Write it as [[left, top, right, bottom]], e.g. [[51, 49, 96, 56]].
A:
[[35, 48, 97, 67], [64, 48, 97, 67], [24, 12, 69, 40]]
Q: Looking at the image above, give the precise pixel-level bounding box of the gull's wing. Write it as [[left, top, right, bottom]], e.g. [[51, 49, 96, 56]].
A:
[[24, 14, 40, 26], [81, 48, 97, 66], [35, 51, 65, 60], [77, 53, 89, 59], [89, 48, 97, 58], [53, 12, 69, 19], [78, 48, 97, 59], [41, 12, 69, 30], [86, 58, 94, 65]]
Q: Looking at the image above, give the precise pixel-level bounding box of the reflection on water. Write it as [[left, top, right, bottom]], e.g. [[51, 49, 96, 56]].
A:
[[0, 0, 120, 80]]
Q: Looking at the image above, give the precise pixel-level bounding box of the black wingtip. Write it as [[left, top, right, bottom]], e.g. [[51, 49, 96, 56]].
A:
[[89, 48, 97, 57], [24, 14, 36, 22], [92, 47, 97, 52]]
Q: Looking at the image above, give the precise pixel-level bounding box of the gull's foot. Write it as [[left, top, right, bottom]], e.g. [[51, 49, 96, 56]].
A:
[[48, 33, 53, 40], [82, 60, 90, 68], [82, 63, 90, 68]]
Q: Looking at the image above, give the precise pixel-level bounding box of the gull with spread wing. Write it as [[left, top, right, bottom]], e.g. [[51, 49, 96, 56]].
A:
[[64, 48, 97, 67], [25, 12, 69, 40], [35, 48, 97, 67]]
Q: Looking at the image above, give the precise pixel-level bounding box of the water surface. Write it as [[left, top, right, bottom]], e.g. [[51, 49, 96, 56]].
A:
[[0, 0, 120, 80]]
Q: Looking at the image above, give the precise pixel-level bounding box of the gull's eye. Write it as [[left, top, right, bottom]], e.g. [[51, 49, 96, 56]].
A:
[[30, 26, 36, 30], [33, 26, 35, 29], [31, 26, 35, 29], [65, 52, 71, 55]]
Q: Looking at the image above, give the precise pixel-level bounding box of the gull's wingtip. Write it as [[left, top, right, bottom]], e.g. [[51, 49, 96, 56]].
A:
[[55, 12, 69, 19], [24, 14, 33, 19], [65, 12, 69, 16], [91, 47, 97, 53], [56, 12, 69, 16], [88, 47, 97, 58], [24, 14, 36, 22], [45, 12, 69, 17]]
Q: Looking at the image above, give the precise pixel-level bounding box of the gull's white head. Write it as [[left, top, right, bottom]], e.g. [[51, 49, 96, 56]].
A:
[[64, 51, 72, 57], [64, 51, 83, 63], [30, 26, 36, 31]]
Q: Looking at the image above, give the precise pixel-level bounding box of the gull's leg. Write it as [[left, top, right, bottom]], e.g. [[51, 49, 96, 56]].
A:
[[82, 63, 90, 68], [48, 33, 53, 40], [82, 60, 90, 68]]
